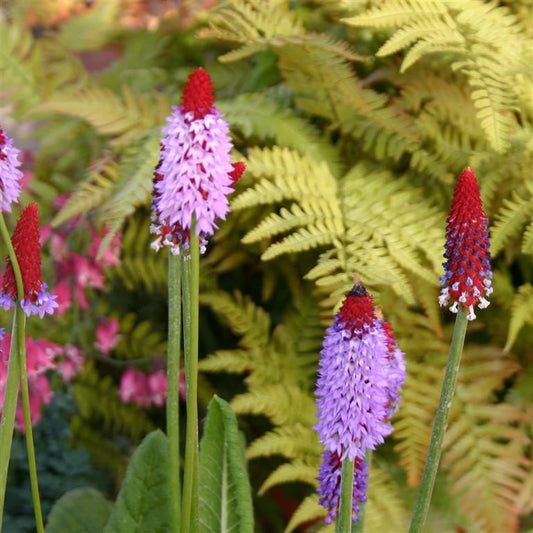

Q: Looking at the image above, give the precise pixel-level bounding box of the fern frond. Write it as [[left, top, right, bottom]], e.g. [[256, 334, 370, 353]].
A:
[[504, 284, 533, 352], [114, 313, 167, 362], [32, 87, 169, 145], [522, 219, 533, 255], [259, 460, 318, 494], [218, 93, 341, 173], [345, 0, 526, 152], [52, 156, 120, 227], [285, 493, 326, 533], [231, 385, 316, 427], [96, 133, 160, 226], [490, 185, 533, 255], [200, 0, 305, 62], [443, 394, 530, 532], [246, 424, 320, 462], [199, 349, 251, 374]]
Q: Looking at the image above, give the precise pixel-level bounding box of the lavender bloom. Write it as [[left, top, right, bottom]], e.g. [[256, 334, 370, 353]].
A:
[[150, 68, 245, 255], [0, 127, 23, 213], [317, 451, 368, 525], [315, 283, 405, 462], [314, 281, 405, 522]]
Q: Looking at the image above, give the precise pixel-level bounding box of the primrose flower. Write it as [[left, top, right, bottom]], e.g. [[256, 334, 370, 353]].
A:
[[150, 67, 245, 254], [317, 451, 368, 525], [438, 167, 492, 320], [0, 203, 58, 317], [0, 127, 23, 212], [314, 281, 405, 522]]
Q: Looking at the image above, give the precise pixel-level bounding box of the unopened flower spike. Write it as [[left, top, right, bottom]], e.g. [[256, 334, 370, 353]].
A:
[[150, 67, 246, 255], [315, 280, 405, 523], [0, 203, 57, 318], [438, 167, 492, 321], [0, 127, 24, 212]]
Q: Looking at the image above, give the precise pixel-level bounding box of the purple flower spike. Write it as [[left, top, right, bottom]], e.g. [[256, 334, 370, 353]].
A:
[[317, 451, 368, 525], [314, 280, 405, 523], [315, 282, 405, 462], [0, 127, 23, 213], [150, 68, 246, 255]]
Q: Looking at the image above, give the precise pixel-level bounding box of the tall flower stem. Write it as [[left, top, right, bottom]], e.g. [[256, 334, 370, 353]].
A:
[[181, 222, 200, 533], [336, 458, 355, 533], [167, 253, 182, 533], [352, 451, 371, 533], [0, 313, 20, 530], [0, 214, 44, 533], [409, 308, 468, 533]]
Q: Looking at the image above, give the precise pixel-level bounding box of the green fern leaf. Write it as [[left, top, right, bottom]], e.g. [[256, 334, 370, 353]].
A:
[[285, 494, 326, 533], [32, 87, 169, 145], [199, 350, 252, 374], [259, 460, 318, 494], [504, 284, 533, 352], [490, 186, 533, 255]]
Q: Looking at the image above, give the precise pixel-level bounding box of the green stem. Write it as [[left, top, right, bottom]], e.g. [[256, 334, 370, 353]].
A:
[[352, 450, 371, 533], [181, 226, 200, 533], [167, 252, 182, 533], [336, 457, 354, 533], [0, 313, 21, 530], [0, 214, 43, 533], [409, 309, 468, 533], [18, 309, 44, 533]]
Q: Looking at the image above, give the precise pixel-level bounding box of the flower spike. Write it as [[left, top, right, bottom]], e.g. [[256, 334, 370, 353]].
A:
[[0, 203, 57, 318], [150, 68, 245, 254], [314, 280, 405, 523], [438, 167, 492, 320], [0, 127, 23, 213]]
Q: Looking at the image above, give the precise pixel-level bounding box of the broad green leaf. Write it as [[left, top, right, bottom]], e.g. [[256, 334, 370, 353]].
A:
[[45, 487, 112, 533], [103, 430, 169, 533], [199, 395, 254, 533]]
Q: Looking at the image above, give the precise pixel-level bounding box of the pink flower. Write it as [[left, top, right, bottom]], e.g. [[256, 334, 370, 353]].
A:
[[57, 344, 85, 382], [25, 338, 61, 378], [15, 374, 53, 432], [72, 254, 105, 290], [51, 279, 72, 315], [94, 318, 120, 355], [119, 368, 151, 408], [88, 227, 122, 268], [147, 370, 167, 407]]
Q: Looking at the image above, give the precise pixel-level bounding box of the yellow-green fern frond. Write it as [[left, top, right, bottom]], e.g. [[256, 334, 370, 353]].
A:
[[199, 349, 252, 374], [443, 393, 530, 532], [490, 184, 533, 255], [246, 424, 320, 462], [218, 94, 341, 173], [199, 0, 305, 62], [231, 385, 316, 427], [504, 284, 533, 352], [32, 87, 169, 145], [285, 494, 327, 533], [52, 155, 120, 227], [113, 314, 167, 362], [259, 460, 318, 494], [345, 0, 527, 152]]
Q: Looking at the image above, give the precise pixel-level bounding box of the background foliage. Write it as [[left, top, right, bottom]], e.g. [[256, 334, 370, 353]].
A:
[[0, 0, 531, 531]]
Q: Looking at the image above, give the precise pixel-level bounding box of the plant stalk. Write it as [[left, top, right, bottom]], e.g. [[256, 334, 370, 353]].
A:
[[167, 252, 182, 533], [181, 225, 200, 533], [408, 308, 468, 533], [336, 456, 354, 533], [0, 214, 44, 533]]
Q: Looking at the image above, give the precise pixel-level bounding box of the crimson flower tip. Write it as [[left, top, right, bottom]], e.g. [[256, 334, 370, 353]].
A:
[[181, 67, 215, 119], [0, 203, 57, 318], [439, 168, 492, 320]]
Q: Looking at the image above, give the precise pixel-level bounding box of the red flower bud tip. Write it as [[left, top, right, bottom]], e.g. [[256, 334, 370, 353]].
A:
[[229, 161, 246, 185], [337, 282, 377, 337], [181, 67, 215, 119], [438, 168, 492, 321], [0, 203, 57, 318]]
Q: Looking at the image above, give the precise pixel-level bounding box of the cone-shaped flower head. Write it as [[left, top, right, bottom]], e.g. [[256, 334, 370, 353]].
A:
[[0, 127, 23, 212], [0, 203, 57, 318], [314, 281, 405, 522], [438, 167, 492, 320], [150, 68, 246, 254]]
